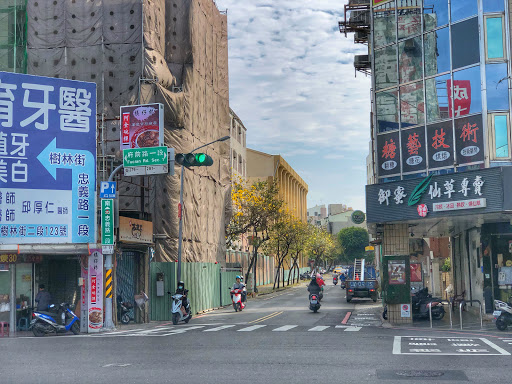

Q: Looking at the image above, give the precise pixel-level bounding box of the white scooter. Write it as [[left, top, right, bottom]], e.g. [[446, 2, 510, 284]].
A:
[[230, 288, 246, 312], [169, 292, 192, 325]]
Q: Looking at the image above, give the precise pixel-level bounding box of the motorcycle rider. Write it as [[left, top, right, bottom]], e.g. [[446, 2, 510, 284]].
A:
[[308, 276, 322, 297], [231, 276, 247, 303], [316, 273, 326, 288], [175, 281, 189, 316]]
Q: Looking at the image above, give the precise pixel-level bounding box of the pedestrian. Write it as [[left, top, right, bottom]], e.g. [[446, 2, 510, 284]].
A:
[[35, 284, 52, 312]]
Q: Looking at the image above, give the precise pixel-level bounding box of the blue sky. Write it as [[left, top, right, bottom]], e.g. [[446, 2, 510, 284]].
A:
[[216, 0, 371, 211]]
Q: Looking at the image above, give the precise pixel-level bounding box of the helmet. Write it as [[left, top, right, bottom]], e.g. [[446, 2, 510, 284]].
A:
[[235, 275, 241, 280], [311, 276, 316, 282], [177, 281, 184, 289]]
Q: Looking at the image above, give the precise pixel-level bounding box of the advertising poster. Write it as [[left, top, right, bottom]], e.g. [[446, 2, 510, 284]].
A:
[[454, 114, 484, 165], [427, 120, 454, 169], [377, 130, 401, 177], [120, 103, 163, 150], [0, 71, 96, 244], [87, 250, 103, 332], [401, 126, 426, 174], [447, 80, 471, 118], [80, 254, 89, 333], [410, 263, 423, 283], [388, 260, 406, 285]]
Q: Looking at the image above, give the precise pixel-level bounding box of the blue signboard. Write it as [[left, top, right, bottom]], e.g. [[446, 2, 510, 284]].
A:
[[0, 71, 96, 244], [100, 181, 116, 199]]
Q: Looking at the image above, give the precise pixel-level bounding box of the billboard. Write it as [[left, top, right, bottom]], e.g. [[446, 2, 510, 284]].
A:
[[0, 71, 96, 244], [377, 130, 401, 177], [120, 103, 164, 150]]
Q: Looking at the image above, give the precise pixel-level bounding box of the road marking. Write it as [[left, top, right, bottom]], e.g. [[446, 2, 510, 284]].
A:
[[167, 326, 205, 334], [308, 326, 330, 332], [394, 336, 511, 356], [103, 363, 131, 368], [98, 329, 144, 335], [344, 327, 362, 332], [203, 325, 236, 332], [273, 325, 298, 332], [136, 327, 174, 334], [249, 311, 283, 324], [393, 336, 402, 355], [237, 325, 267, 332], [341, 312, 352, 324]]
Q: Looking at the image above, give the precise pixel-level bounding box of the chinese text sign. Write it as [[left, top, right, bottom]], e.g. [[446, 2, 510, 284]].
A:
[[0, 71, 96, 244], [88, 250, 103, 332], [120, 103, 163, 150]]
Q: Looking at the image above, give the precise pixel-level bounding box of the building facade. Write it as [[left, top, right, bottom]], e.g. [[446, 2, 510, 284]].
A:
[[342, 0, 512, 323], [230, 109, 248, 178]]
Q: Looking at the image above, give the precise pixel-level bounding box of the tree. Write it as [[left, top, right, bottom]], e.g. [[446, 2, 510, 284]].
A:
[[226, 178, 284, 291], [306, 225, 336, 270], [288, 219, 309, 285], [337, 227, 370, 264]]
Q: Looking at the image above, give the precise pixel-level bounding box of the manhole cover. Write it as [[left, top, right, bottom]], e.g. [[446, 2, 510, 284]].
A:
[[396, 371, 444, 378]]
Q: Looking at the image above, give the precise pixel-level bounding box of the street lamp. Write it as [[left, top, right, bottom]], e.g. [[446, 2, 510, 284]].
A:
[[176, 135, 230, 284]]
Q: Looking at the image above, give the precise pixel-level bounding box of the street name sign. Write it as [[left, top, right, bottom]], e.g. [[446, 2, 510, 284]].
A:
[[123, 146, 168, 167], [0, 71, 96, 244], [101, 199, 114, 254]]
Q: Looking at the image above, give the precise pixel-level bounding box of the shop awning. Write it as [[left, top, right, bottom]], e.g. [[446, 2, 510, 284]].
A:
[[0, 243, 100, 255]]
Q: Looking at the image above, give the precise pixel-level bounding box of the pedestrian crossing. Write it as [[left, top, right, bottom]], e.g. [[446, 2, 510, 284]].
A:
[[86, 324, 364, 337], [500, 338, 512, 346]]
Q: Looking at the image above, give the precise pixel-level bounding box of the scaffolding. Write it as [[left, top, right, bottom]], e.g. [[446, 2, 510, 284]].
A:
[[339, 0, 371, 75], [0, 0, 27, 73]]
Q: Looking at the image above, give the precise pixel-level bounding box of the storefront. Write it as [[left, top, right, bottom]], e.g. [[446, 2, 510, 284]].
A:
[[367, 167, 512, 317]]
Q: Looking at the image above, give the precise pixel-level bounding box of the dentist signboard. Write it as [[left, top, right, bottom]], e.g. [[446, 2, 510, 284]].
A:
[[0, 71, 96, 244]]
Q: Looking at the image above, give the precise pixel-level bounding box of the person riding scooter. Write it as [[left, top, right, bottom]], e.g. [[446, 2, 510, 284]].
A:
[[231, 276, 247, 304], [308, 276, 322, 300], [175, 281, 189, 316]]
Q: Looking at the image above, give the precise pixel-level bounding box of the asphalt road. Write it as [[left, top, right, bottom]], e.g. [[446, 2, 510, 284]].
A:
[[1, 279, 512, 384]]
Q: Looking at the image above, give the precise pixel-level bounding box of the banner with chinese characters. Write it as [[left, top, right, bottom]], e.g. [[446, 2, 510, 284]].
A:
[[120, 103, 164, 150], [447, 80, 471, 118], [0, 71, 96, 244], [401, 127, 426, 174], [377, 131, 401, 177], [366, 167, 503, 223], [454, 114, 484, 165], [427, 120, 454, 169], [119, 216, 153, 244], [87, 250, 103, 333]]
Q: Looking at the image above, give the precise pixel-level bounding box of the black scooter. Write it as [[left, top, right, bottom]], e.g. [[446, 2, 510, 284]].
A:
[[117, 296, 134, 324], [412, 288, 445, 320], [494, 299, 512, 331], [309, 293, 321, 313]]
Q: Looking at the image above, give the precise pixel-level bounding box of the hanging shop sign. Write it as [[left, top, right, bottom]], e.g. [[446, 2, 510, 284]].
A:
[[377, 130, 401, 177], [454, 114, 484, 165], [367, 167, 503, 223], [351, 210, 366, 224], [87, 250, 103, 332], [426, 120, 454, 169], [0, 254, 43, 263], [119, 216, 153, 244], [120, 103, 164, 150], [101, 199, 114, 255], [0, 71, 97, 244], [401, 126, 426, 174], [447, 80, 471, 118]]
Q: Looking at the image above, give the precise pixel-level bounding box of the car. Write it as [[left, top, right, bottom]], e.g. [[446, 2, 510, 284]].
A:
[[333, 266, 344, 275]]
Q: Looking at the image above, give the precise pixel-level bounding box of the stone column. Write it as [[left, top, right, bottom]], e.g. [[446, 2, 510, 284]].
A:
[[383, 223, 412, 324]]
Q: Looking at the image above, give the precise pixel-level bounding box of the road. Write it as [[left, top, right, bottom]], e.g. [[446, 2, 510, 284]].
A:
[[1, 280, 512, 384]]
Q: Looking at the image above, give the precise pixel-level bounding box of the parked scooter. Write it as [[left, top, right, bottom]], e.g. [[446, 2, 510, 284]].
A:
[[117, 296, 134, 324], [309, 293, 321, 313], [412, 288, 445, 320], [494, 299, 512, 331], [230, 288, 246, 312], [333, 275, 338, 285], [30, 303, 80, 337], [169, 291, 192, 325]]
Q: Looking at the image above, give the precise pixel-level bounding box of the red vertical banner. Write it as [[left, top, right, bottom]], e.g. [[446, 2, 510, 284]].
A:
[[447, 80, 471, 118], [122, 112, 130, 144], [87, 250, 103, 332]]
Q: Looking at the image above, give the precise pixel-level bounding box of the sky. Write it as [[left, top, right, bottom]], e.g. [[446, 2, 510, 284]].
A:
[[215, 0, 371, 211]]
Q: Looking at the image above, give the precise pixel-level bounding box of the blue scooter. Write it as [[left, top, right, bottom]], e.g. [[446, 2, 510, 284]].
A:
[[30, 303, 80, 337]]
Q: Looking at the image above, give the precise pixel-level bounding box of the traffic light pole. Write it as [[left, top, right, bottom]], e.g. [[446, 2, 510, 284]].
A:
[[176, 136, 230, 284]]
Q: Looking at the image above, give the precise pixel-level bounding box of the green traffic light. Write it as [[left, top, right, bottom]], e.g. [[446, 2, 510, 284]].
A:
[[196, 153, 207, 163]]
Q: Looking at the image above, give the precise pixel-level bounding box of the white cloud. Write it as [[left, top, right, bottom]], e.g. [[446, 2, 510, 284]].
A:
[[216, 0, 370, 211]]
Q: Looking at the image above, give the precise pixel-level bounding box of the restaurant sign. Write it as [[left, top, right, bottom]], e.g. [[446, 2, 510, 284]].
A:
[[366, 167, 502, 223], [120, 103, 163, 150], [119, 216, 153, 244]]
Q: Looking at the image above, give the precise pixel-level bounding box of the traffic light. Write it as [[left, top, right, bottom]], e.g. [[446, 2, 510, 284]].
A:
[[175, 153, 213, 167]]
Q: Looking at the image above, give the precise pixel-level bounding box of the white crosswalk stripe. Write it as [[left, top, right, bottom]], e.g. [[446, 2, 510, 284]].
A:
[[237, 325, 267, 332], [273, 325, 298, 332], [203, 325, 236, 332], [308, 326, 330, 332]]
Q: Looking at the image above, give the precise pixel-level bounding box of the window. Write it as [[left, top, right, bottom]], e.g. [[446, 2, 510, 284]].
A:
[[453, 66, 482, 116], [373, 2, 397, 48], [400, 81, 424, 128], [424, 27, 450, 76], [489, 114, 510, 159], [376, 89, 399, 132], [451, 17, 480, 69], [486, 63, 509, 111], [485, 16, 505, 61], [451, 0, 478, 23], [375, 45, 398, 90], [397, 1, 421, 40], [483, 0, 505, 13], [425, 73, 450, 123], [398, 36, 423, 83], [424, 0, 449, 31]]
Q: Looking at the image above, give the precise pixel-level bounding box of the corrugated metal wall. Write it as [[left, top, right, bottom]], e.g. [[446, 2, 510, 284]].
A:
[[117, 252, 140, 319]]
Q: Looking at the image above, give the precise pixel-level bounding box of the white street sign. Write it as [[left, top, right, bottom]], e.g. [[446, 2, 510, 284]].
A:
[[432, 198, 486, 212]]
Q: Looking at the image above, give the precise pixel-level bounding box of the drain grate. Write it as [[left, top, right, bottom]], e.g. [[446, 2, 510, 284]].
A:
[[377, 370, 468, 381], [396, 371, 444, 378]]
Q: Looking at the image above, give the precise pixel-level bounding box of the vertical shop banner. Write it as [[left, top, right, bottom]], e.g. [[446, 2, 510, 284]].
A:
[[401, 127, 426, 173], [447, 80, 471, 118], [101, 199, 114, 254], [120, 103, 163, 150], [377, 131, 401, 177], [0, 71, 96, 244], [88, 250, 103, 332], [455, 114, 484, 165], [427, 121, 454, 169], [80, 255, 89, 333]]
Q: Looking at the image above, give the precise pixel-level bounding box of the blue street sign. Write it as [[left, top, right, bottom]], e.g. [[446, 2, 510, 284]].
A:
[[0, 71, 97, 244], [100, 181, 116, 199]]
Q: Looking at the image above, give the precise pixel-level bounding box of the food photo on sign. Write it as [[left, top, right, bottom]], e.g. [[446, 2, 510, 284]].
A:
[[120, 103, 164, 150], [388, 260, 406, 285]]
